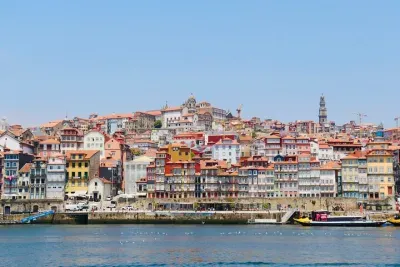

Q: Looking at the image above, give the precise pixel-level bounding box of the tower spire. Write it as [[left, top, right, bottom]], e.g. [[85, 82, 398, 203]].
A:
[[319, 94, 328, 128]]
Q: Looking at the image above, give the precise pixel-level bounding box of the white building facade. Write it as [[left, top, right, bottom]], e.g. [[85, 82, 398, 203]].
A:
[[88, 178, 112, 201], [46, 155, 66, 199], [124, 156, 154, 196], [319, 162, 337, 197], [318, 144, 334, 163], [211, 138, 241, 164], [84, 131, 106, 159]]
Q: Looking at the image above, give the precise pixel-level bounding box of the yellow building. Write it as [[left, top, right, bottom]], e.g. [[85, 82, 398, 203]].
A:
[[65, 150, 100, 197], [366, 150, 395, 199], [160, 143, 192, 162]]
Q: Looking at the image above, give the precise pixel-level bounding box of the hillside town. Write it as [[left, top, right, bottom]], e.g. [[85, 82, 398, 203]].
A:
[[0, 94, 399, 205]]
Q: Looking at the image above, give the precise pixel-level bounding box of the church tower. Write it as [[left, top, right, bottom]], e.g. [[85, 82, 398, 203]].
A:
[[319, 94, 328, 125]]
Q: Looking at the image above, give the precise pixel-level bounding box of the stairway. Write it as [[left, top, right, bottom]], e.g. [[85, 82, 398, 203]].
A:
[[281, 209, 296, 224]]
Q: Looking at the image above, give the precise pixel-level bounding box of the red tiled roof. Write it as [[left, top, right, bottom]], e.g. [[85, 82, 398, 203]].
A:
[[19, 163, 32, 173]]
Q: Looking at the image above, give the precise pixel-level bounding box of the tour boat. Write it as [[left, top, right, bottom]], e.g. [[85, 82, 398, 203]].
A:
[[294, 211, 386, 227], [387, 215, 400, 226]]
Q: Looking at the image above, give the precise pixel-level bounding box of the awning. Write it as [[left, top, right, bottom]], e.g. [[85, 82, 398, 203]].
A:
[[67, 191, 88, 197]]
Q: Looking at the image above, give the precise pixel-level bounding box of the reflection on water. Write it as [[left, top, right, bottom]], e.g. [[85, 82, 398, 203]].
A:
[[0, 225, 399, 266]]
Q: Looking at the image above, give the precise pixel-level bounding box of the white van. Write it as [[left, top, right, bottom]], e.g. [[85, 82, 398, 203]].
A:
[[107, 201, 117, 209], [65, 204, 80, 211]]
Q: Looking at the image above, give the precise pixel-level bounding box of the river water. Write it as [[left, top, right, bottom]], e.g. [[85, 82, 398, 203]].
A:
[[0, 224, 398, 266]]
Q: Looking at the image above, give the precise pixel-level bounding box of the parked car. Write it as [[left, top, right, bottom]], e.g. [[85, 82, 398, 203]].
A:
[[106, 196, 112, 201], [122, 206, 134, 211], [107, 201, 117, 209]]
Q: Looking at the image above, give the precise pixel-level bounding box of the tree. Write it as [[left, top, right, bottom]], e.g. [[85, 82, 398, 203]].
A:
[[130, 148, 142, 156], [252, 131, 257, 138], [154, 120, 162, 128]]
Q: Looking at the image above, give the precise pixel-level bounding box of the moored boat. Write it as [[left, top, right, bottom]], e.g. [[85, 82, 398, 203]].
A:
[[294, 217, 386, 227], [294, 211, 386, 227], [387, 215, 400, 226]]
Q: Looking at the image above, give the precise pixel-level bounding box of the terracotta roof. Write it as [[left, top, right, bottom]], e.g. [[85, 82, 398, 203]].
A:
[[342, 154, 358, 160], [319, 144, 330, 149], [245, 156, 269, 162], [40, 139, 60, 145], [100, 158, 118, 168], [18, 163, 32, 173], [266, 164, 274, 170], [143, 149, 158, 158], [98, 113, 134, 120], [9, 129, 25, 137], [144, 110, 162, 116], [40, 120, 63, 128], [162, 106, 182, 112], [215, 139, 239, 145], [282, 136, 295, 140], [66, 150, 99, 160], [4, 150, 23, 155]]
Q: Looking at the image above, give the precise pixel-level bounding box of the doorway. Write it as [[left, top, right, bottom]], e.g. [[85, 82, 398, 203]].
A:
[[4, 206, 10, 215], [33, 205, 39, 213]]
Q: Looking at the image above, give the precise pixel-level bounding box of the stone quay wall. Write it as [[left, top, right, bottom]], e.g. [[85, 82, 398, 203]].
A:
[[125, 197, 392, 212], [88, 211, 286, 224], [0, 199, 65, 214], [3, 213, 81, 224]]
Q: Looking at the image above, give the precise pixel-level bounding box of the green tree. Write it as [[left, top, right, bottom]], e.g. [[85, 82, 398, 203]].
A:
[[252, 131, 257, 138], [154, 120, 162, 128]]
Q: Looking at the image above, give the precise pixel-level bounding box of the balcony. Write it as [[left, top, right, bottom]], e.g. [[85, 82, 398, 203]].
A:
[[30, 174, 46, 179]]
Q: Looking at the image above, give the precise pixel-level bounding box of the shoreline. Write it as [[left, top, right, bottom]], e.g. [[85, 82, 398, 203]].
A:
[[1, 209, 397, 225]]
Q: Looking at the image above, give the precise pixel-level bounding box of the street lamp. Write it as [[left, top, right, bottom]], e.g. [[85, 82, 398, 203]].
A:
[[108, 167, 114, 196]]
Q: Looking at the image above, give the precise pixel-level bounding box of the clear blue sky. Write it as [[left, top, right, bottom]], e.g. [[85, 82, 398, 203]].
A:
[[1, 1, 399, 127]]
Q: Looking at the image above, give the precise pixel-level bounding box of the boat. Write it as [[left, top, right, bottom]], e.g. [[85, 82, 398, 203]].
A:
[[294, 211, 386, 227], [387, 215, 400, 226], [247, 218, 281, 224]]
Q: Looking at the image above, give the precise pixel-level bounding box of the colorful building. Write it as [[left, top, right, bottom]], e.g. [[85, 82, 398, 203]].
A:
[[65, 150, 100, 198], [366, 150, 395, 199], [2, 150, 34, 199], [29, 157, 47, 199], [60, 128, 84, 153], [17, 162, 32, 199], [274, 155, 298, 198]]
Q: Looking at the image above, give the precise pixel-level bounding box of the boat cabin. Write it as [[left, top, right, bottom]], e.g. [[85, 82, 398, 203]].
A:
[[311, 211, 329, 221]]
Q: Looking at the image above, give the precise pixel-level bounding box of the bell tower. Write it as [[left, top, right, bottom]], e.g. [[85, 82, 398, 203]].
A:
[[319, 94, 328, 125]]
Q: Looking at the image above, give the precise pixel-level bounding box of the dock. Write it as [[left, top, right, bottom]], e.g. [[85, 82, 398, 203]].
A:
[[247, 218, 282, 224], [0, 220, 21, 225]]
